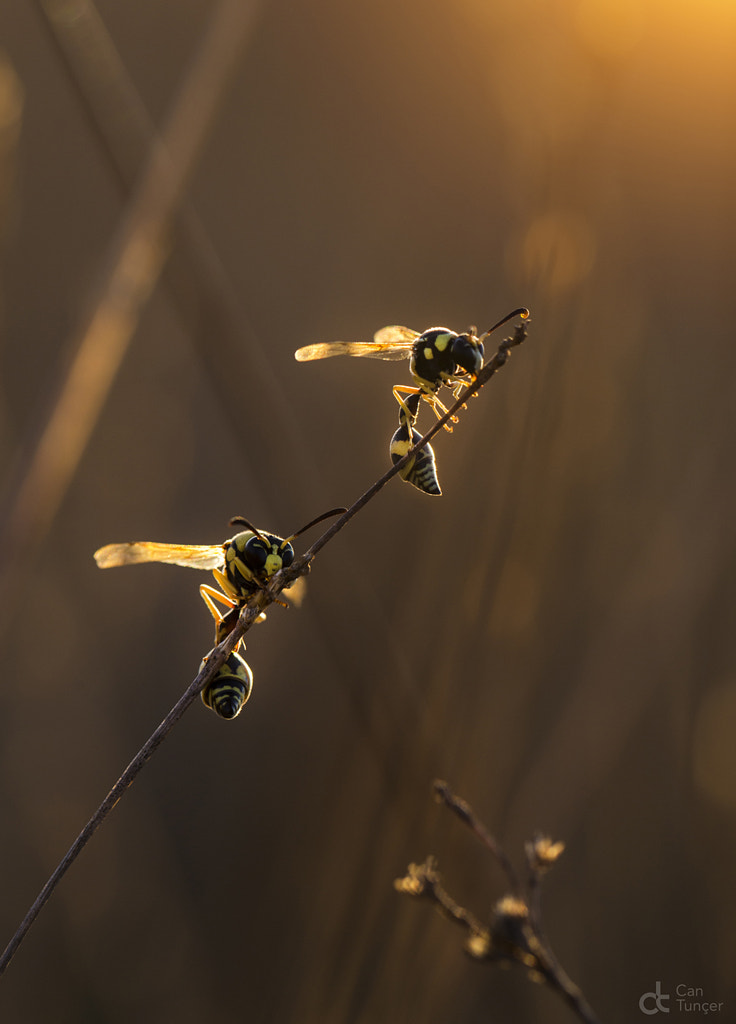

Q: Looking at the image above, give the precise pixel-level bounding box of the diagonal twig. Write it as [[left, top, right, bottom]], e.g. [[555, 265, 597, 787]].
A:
[[0, 317, 529, 976], [396, 780, 601, 1024]]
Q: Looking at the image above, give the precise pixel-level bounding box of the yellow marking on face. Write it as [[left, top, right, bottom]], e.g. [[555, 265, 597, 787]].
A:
[[264, 551, 282, 576]]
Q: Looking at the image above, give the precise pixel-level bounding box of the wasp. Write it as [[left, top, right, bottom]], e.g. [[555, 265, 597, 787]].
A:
[[295, 307, 529, 423], [199, 648, 253, 719], [389, 390, 441, 496], [94, 507, 345, 642], [94, 509, 345, 715]]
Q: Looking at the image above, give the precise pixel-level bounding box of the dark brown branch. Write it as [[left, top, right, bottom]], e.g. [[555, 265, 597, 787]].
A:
[[0, 597, 261, 976], [394, 857, 490, 946], [0, 318, 529, 976], [433, 779, 523, 897]]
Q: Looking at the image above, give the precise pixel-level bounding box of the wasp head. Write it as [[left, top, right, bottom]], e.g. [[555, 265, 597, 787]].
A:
[[223, 526, 294, 597], [241, 531, 294, 579], [224, 508, 344, 597], [450, 332, 484, 377]]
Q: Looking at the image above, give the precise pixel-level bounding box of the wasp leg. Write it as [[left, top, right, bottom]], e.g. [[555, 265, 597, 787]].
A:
[[199, 583, 235, 619], [425, 391, 455, 423], [200, 584, 236, 643], [211, 567, 241, 602], [447, 377, 474, 410], [215, 605, 243, 645], [200, 583, 265, 645], [392, 384, 421, 422], [223, 557, 257, 592], [218, 557, 288, 610], [393, 384, 456, 432], [213, 565, 275, 617]]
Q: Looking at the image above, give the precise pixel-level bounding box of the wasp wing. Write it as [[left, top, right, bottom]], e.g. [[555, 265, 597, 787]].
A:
[[372, 325, 420, 346], [294, 334, 416, 362], [94, 541, 225, 571], [283, 575, 307, 607]]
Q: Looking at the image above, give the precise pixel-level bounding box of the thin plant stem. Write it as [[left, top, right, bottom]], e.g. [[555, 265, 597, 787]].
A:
[[298, 318, 529, 567], [397, 779, 601, 1024], [0, 318, 528, 976], [432, 780, 523, 897]]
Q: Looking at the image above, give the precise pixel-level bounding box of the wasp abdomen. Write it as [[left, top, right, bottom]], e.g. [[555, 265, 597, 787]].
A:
[[390, 424, 442, 496], [200, 649, 254, 720]]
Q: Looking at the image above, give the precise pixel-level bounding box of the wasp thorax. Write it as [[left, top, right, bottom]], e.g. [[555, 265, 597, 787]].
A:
[[417, 328, 457, 359]]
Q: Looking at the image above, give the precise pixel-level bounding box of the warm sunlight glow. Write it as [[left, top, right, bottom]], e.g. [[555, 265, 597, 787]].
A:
[[509, 211, 596, 296], [574, 0, 644, 60]]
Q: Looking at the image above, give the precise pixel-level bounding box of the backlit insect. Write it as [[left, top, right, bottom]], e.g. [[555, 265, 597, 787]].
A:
[[389, 391, 441, 496], [94, 509, 345, 719], [295, 307, 529, 423], [94, 507, 345, 647], [199, 648, 253, 720]]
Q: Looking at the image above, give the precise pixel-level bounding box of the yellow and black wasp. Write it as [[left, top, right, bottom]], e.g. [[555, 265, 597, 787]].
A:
[[295, 307, 529, 422], [389, 390, 441, 496], [94, 508, 345, 718], [296, 307, 528, 496]]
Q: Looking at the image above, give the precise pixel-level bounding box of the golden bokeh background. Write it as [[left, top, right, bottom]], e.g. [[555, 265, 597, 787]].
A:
[[1, 1, 735, 1021]]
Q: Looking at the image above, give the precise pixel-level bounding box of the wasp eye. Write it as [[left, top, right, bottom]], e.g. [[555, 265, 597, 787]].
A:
[[280, 543, 295, 568], [452, 335, 483, 376], [244, 537, 268, 569]]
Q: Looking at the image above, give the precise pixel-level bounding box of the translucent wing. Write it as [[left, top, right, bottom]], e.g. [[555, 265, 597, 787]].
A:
[[372, 325, 420, 346], [283, 575, 307, 607], [294, 326, 419, 363], [94, 541, 225, 571]]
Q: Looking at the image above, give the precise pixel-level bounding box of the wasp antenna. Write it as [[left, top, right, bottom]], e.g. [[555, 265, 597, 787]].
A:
[[282, 507, 347, 547], [480, 307, 530, 340], [229, 516, 267, 543]]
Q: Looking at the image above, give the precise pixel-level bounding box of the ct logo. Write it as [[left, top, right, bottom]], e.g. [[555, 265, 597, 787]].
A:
[[639, 981, 670, 1014]]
